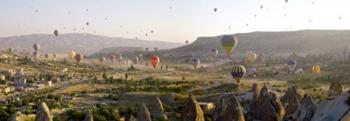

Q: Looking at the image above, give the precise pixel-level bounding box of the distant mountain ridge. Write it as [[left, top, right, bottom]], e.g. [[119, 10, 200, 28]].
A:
[[0, 33, 183, 54], [161, 30, 350, 59]]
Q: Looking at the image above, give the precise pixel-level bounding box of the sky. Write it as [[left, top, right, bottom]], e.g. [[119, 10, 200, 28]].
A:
[[0, 0, 349, 43]]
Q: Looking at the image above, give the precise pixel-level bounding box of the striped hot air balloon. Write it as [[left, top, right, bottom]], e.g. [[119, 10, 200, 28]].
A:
[[231, 65, 246, 83]]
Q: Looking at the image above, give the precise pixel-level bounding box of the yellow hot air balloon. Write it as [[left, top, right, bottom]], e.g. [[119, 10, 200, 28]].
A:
[[312, 65, 321, 74], [69, 51, 76, 59], [221, 35, 238, 56]]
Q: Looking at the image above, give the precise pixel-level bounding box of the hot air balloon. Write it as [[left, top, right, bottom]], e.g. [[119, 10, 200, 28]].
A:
[[45, 53, 49, 59], [118, 54, 123, 62], [221, 35, 238, 56], [185, 40, 189, 44], [287, 59, 297, 72], [86, 22, 90, 26], [138, 54, 143, 58], [0, 75, 5, 81], [99, 56, 106, 63], [312, 64, 321, 74], [134, 56, 140, 64], [69, 51, 76, 59], [214, 8, 217, 12], [54, 30, 59, 37], [191, 58, 200, 69], [231, 65, 246, 83], [33, 43, 40, 51], [75, 54, 83, 63], [247, 67, 257, 77], [110, 55, 115, 63], [33, 51, 39, 58], [246, 51, 257, 64], [210, 49, 219, 57], [150, 55, 160, 69], [53, 54, 57, 59], [8, 48, 14, 53]]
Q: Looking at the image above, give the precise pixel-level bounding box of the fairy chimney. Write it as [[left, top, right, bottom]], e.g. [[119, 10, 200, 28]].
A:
[[181, 95, 205, 121]]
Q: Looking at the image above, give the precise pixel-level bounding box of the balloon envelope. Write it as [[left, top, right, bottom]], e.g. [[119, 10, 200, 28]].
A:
[[312, 65, 321, 74], [100, 56, 106, 63], [33, 43, 40, 51], [191, 58, 200, 69], [287, 59, 297, 71], [150, 55, 160, 69], [69, 51, 76, 59], [247, 67, 257, 76], [287, 59, 297, 65], [110, 55, 115, 63], [210, 49, 219, 57], [54, 30, 59, 37], [246, 51, 257, 63], [231, 65, 246, 83], [221, 35, 238, 56], [75, 54, 83, 63]]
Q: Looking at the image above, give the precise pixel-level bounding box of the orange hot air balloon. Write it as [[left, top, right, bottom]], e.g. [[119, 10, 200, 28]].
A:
[[150, 55, 160, 69]]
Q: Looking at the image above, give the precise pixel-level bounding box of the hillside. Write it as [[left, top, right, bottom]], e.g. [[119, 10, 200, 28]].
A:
[[161, 30, 350, 59], [0, 33, 182, 55]]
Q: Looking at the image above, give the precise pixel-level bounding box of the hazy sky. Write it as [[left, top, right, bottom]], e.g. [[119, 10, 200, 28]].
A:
[[0, 0, 348, 42]]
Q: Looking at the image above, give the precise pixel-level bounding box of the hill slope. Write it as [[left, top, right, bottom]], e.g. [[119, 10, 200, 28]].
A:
[[162, 30, 350, 59], [0, 33, 182, 54]]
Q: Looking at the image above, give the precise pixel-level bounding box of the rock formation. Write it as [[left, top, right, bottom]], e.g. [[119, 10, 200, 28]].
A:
[[271, 92, 286, 119], [84, 110, 93, 121], [35, 102, 53, 121], [292, 95, 318, 121], [152, 97, 168, 120], [129, 115, 137, 121], [281, 86, 302, 116], [239, 83, 259, 102], [249, 83, 259, 114], [181, 95, 205, 121], [137, 103, 152, 121], [252, 86, 285, 121], [8, 112, 21, 121], [311, 92, 350, 121], [213, 94, 245, 121], [327, 80, 343, 98]]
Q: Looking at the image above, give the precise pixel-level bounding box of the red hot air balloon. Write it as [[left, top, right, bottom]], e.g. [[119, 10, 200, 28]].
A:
[[150, 55, 160, 69]]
